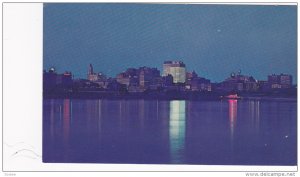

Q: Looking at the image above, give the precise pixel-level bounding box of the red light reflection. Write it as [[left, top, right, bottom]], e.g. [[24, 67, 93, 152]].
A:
[[228, 99, 237, 138], [63, 99, 70, 141]]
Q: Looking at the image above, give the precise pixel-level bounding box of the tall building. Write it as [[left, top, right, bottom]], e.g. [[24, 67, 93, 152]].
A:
[[88, 64, 93, 75], [56, 71, 73, 87], [87, 64, 106, 82], [43, 68, 57, 90], [268, 74, 292, 89], [163, 61, 186, 83], [87, 64, 97, 81], [116, 68, 139, 87], [221, 71, 258, 92], [139, 67, 160, 90], [116, 72, 131, 86], [279, 74, 293, 88], [116, 67, 161, 92], [185, 71, 211, 91], [43, 68, 73, 91]]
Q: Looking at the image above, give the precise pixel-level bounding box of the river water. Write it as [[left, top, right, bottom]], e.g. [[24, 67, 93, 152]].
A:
[[43, 99, 297, 165]]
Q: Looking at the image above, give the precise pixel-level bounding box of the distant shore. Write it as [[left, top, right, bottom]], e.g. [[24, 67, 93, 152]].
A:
[[43, 91, 297, 101]]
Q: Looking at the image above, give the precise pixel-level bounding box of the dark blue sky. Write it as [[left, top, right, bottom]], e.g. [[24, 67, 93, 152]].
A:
[[44, 4, 297, 83]]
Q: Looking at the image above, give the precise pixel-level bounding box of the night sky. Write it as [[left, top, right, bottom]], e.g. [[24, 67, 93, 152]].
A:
[[44, 3, 297, 83]]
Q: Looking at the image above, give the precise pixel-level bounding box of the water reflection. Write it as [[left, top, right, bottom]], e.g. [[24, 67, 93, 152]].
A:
[[43, 99, 297, 165], [249, 101, 260, 133], [169, 100, 186, 163], [139, 100, 145, 130], [228, 99, 237, 141], [63, 99, 71, 159], [63, 99, 71, 142], [49, 99, 55, 139], [97, 100, 102, 141]]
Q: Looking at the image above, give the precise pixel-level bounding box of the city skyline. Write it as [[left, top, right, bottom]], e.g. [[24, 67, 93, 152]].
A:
[[44, 60, 294, 96], [44, 4, 297, 83], [44, 61, 295, 84]]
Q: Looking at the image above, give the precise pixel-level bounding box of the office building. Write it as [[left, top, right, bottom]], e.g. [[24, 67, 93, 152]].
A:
[[163, 61, 186, 83], [221, 71, 258, 92], [87, 64, 106, 82], [268, 74, 292, 89]]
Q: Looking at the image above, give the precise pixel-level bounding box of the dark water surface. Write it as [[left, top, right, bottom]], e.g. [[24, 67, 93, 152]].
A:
[[43, 99, 297, 165]]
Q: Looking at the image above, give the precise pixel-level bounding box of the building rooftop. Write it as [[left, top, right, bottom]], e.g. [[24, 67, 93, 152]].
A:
[[163, 60, 186, 67]]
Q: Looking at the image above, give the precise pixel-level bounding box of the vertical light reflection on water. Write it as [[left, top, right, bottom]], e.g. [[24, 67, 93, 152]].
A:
[[139, 100, 145, 131], [63, 99, 70, 142], [59, 104, 62, 123], [119, 100, 122, 131], [249, 101, 254, 130], [50, 99, 55, 139], [63, 99, 71, 158], [70, 100, 72, 124], [228, 99, 237, 142], [169, 100, 186, 163], [119, 100, 127, 132], [97, 100, 102, 142], [249, 100, 261, 134], [156, 100, 158, 119], [255, 101, 260, 132]]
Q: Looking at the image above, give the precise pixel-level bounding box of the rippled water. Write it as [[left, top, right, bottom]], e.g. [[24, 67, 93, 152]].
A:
[[43, 99, 297, 165]]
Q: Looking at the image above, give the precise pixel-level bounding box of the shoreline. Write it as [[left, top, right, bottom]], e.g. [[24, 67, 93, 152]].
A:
[[43, 91, 297, 102]]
